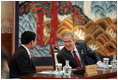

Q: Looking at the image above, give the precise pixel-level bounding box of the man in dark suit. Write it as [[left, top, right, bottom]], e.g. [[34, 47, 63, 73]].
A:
[[9, 31, 36, 78], [57, 32, 103, 70]]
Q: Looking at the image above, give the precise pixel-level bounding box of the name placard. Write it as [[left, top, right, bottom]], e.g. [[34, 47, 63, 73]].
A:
[[84, 64, 98, 76]]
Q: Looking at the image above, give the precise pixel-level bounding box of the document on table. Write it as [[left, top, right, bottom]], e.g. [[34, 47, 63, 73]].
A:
[[37, 71, 56, 75], [37, 71, 64, 75]]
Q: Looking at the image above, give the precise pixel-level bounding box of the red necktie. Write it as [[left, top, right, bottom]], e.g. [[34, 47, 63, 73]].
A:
[[73, 51, 81, 68]]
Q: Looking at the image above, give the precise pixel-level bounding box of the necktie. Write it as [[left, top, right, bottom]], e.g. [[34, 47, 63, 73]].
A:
[[73, 51, 81, 68]]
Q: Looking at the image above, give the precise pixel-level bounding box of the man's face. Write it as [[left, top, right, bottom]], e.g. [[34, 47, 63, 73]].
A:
[[63, 35, 75, 51], [31, 38, 37, 50]]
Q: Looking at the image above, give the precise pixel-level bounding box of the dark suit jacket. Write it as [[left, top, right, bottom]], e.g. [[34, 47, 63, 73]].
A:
[[9, 46, 36, 78], [57, 40, 101, 68]]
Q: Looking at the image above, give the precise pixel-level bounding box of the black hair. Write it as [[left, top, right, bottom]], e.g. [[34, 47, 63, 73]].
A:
[[1, 48, 8, 67], [21, 31, 36, 44]]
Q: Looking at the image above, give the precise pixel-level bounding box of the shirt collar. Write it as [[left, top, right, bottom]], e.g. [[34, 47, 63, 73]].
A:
[[22, 44, 31, 56], [71, 45, 78, 53]]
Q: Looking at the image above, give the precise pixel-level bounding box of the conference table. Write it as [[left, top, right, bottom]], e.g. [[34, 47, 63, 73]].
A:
[[19, 66, 117, 79]]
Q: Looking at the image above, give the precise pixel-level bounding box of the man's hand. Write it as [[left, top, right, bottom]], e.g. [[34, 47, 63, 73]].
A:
[[96, 61, 104, 67]]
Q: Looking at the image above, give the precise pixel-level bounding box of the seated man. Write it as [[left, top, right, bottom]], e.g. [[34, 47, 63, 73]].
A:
[[9, 31, 37, 78], [57, 32, 102, 70]]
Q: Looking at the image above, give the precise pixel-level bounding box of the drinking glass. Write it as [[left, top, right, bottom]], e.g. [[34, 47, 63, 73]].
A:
[[103, 58, 109, 68]]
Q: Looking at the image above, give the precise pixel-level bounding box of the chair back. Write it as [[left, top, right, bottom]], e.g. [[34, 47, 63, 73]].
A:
[[54, 53, 58, 65], [51, 44, 64, 70]]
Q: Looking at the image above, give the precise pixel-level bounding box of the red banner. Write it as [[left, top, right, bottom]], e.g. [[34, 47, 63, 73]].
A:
[[50, 1, 58, 53], [36, 12, 44, 46]]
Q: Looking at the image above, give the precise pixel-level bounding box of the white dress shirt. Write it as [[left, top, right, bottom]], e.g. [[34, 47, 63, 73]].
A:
[[71, 46, 83, 67]]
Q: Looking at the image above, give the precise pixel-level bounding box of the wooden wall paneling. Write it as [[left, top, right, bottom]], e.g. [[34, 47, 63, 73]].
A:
[[1, 33, 12, 66]]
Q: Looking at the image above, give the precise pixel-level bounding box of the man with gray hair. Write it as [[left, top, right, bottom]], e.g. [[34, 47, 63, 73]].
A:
[[57, 32, 102, 70]]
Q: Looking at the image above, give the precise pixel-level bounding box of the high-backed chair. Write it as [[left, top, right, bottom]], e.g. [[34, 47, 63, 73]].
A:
[[54, 53, 58, 66], [51, 44, 64, 70]]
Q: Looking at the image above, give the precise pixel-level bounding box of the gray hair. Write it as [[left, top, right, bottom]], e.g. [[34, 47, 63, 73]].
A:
[[63, 32, 76, 41]]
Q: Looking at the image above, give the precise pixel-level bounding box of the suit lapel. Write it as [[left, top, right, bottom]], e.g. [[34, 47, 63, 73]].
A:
[[76, 45, 85, 66], [66, 49, 78, 66], [20, 46, 31, 59], [66, 50, 73, 57], [76, 46, 82, 57]]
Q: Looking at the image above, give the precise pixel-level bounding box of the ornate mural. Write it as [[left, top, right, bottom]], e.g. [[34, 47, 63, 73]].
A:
[[19, 1, 117, 57]]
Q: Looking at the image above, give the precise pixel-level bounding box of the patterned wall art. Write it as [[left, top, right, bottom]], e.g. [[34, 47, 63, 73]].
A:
[[1, 1, 14, 33], [18, 1, 117, 57]]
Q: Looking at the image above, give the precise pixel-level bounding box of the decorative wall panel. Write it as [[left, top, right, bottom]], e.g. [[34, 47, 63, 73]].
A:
[[18, 1, 117, 57]]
